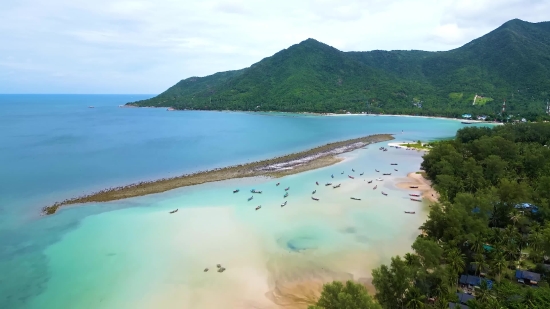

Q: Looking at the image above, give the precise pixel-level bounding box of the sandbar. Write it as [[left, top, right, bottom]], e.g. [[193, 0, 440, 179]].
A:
[[43, 134, 394, 215], [395, 172, 439, 203]]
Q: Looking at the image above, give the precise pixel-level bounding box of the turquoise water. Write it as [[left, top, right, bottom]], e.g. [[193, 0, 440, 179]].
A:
[[0, 95, 493, 308]]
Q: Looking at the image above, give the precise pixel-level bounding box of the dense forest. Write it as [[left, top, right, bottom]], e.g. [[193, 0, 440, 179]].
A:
[[309, 123, 550, 309], [128, 19, 550, 120]]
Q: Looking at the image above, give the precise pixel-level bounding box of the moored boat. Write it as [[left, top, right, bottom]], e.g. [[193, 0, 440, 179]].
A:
[[461, 121, 473, 124], [376, 178, 383, 181], [316, 181, 319, 185], [331, 174, 334, 178], [394, 169, 398, 171], [281, 201, 287, 207], [391, 163, 398, 165], [360, 172, 364, 176], [276, 183, 280, 186], [341, 171, 344, 174], [251, 189, 262, 194], [233, 189, 239, 193], [312, 190, 316, 194], [404, 211, 416, 214], [169, 209, 178, 214], [383, 173, 391, 175], [333, 184, 341, 188], [368, 180, 373, 183], [375, 169, 380, 172], [373, 185, 377, 190], [348, 175, 354, 179], [410, 198, 422, 202], [381, 191, 388, 196], [409, 194, 420, 197], [285, 187, 290, 191], [284, 192, 288, 198], [311, 197, 319, 201], [409, 186, 419, 188], [255, 205, 262, 211], [248, 196, 253, 201], [325, 183, 332, 186], [352, 169, 355, 172], [350, 197, 361, 201], [204, 268, 209, 272]]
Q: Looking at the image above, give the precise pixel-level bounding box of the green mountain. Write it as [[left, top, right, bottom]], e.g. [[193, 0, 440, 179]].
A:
[[128, 19, 550, 120]]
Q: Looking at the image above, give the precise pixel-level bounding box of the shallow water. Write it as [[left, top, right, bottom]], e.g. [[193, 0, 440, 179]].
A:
[[0, 95, 494, 308]]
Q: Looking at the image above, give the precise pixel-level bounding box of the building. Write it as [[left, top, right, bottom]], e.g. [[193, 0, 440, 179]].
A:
[[462, 114, 472, 119], [516, 270, 541, 285], [459, 275, 493, 289]]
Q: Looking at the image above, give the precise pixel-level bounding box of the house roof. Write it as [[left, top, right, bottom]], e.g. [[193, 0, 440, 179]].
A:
[[449, 302, 469, 309], [459, 275, 493, 289], [457, 292, 475, 304], [515, 270, 541, 281]]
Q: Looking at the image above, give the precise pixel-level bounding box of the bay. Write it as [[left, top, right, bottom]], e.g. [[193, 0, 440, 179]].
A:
[[0, 94, 491, 308]]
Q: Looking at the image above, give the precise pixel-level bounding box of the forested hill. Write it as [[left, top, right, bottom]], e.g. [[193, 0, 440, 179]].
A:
[[128, 19, 550, 120]]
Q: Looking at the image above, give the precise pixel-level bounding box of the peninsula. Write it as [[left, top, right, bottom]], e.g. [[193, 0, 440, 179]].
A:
[[43, 134, 394, 215]]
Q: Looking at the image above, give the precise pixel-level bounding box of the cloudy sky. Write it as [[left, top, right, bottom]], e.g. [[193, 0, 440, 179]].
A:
[[1, 0, 548, 94]]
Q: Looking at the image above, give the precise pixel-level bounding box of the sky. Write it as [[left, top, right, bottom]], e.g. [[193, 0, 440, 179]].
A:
[[0, 0, 549, 94]]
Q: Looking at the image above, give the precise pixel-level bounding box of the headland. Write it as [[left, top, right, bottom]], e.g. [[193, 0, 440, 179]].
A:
[[43, 134, 394, 215]]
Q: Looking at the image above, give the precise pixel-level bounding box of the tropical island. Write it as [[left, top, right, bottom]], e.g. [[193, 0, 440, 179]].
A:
[[42, 134, 393, 215], [308, 122, 550, 309], [127, 19, 550, 122]]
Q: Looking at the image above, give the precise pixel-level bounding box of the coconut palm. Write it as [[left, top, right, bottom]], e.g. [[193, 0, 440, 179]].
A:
[[509, 210, 522, 226], [445, 248, 466, 287], [472, 254, 489, 276], [491, 254, 507, 282], [405, 287, 425, 309]]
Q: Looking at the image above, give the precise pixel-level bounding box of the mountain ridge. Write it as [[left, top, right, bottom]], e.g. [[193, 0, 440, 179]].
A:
[[129, 19, 550, 120]]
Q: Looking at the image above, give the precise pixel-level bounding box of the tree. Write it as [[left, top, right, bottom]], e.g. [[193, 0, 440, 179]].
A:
[[445, 248, 466, 287], [491, 254, 507, 282], [404, 287, 425, 309], [372, 256, 412, 309], [411, 238, 443, 269], [308, 281, 382, 309]]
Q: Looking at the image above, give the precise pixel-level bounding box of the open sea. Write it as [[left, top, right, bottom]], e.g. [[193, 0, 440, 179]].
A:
[[0, 94, 493, 309]]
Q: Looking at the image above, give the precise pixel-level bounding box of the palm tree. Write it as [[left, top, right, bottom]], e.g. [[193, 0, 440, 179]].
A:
[[472, 254, 489, 276], [491, 254, 507, 282], [509, 210, 521, 226], [445, 248, 466, 287], [470, 237, 485, 254], [476, 280, 491, 303], [405, 287, 425, 309]]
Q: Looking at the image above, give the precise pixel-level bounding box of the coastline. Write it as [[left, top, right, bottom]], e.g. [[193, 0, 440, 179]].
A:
[[43, 134, 394, 215], [121, 105, 502, 125], [396, 172, 439, 203]]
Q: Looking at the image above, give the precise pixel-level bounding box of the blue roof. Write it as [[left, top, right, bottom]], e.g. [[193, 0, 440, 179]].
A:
[[457, 293, 475, 304], [459, 275, 493, 289], [514, 203, 539, 213], [449, 303, 469, 309], [515, 270, 541, 281]]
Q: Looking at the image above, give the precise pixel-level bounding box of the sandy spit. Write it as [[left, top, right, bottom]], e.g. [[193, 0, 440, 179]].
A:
[[395, 172, 439, 203], [43, 134, 394, 215]]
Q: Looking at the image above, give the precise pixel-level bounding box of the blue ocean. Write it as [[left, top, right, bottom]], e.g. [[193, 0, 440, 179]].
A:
[[0, 95, 491, 309]]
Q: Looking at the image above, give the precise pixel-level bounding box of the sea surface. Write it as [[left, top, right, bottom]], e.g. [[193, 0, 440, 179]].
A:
[[0, 94, 493, 309]]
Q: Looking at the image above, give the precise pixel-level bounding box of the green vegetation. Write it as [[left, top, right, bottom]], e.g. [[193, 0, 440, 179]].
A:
[[129, 19, 550, 121], [310, 123, 550, 308], [308, 281, 381, 309]]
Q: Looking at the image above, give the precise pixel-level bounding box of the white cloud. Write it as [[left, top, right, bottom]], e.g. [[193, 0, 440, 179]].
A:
[[0, 0, 548, 93]]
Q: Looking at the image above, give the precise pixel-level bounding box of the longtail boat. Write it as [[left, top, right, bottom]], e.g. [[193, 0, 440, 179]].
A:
[[391, 163, 398, 165], [348, 175, 354, 179], [352, 169, 355, 172], [331, 174, 334, 178], [276, 183, 280, 186], [284, 192, 289, 198], [410, 198, 422, 202], [383, 173, 391, 175], [368, 180, 373, 183], [409, 186, 419, 189], [381, 191, 388, 196], [409, 194, 420, 197], [255, 205, 261, 211], [341, 171, 344, 174], [375, 169, 380, 172], [248, 196, 253, 201], [373, 185, 377, 190], [316, 181, 319, 185], [233, 189, 239, 193], [311, 197, 319, 201], [405, 211, 416, 214], [169, 209, 178, 214], [333, 184, 341, 188], [312, 190, 316, 194], [376, 178, 383, 181], [281, 201, 287, 207], [325, 183, 332, 186], [285, 187, 290, 191], [350, 197, 361, 201], [360, 172, 364, 176]]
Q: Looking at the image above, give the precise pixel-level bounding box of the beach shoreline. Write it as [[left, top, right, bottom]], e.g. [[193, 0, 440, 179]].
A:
[[121, 105, 502, 125], [43, 134, 394, 215], [395, 172, 439, 203]]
